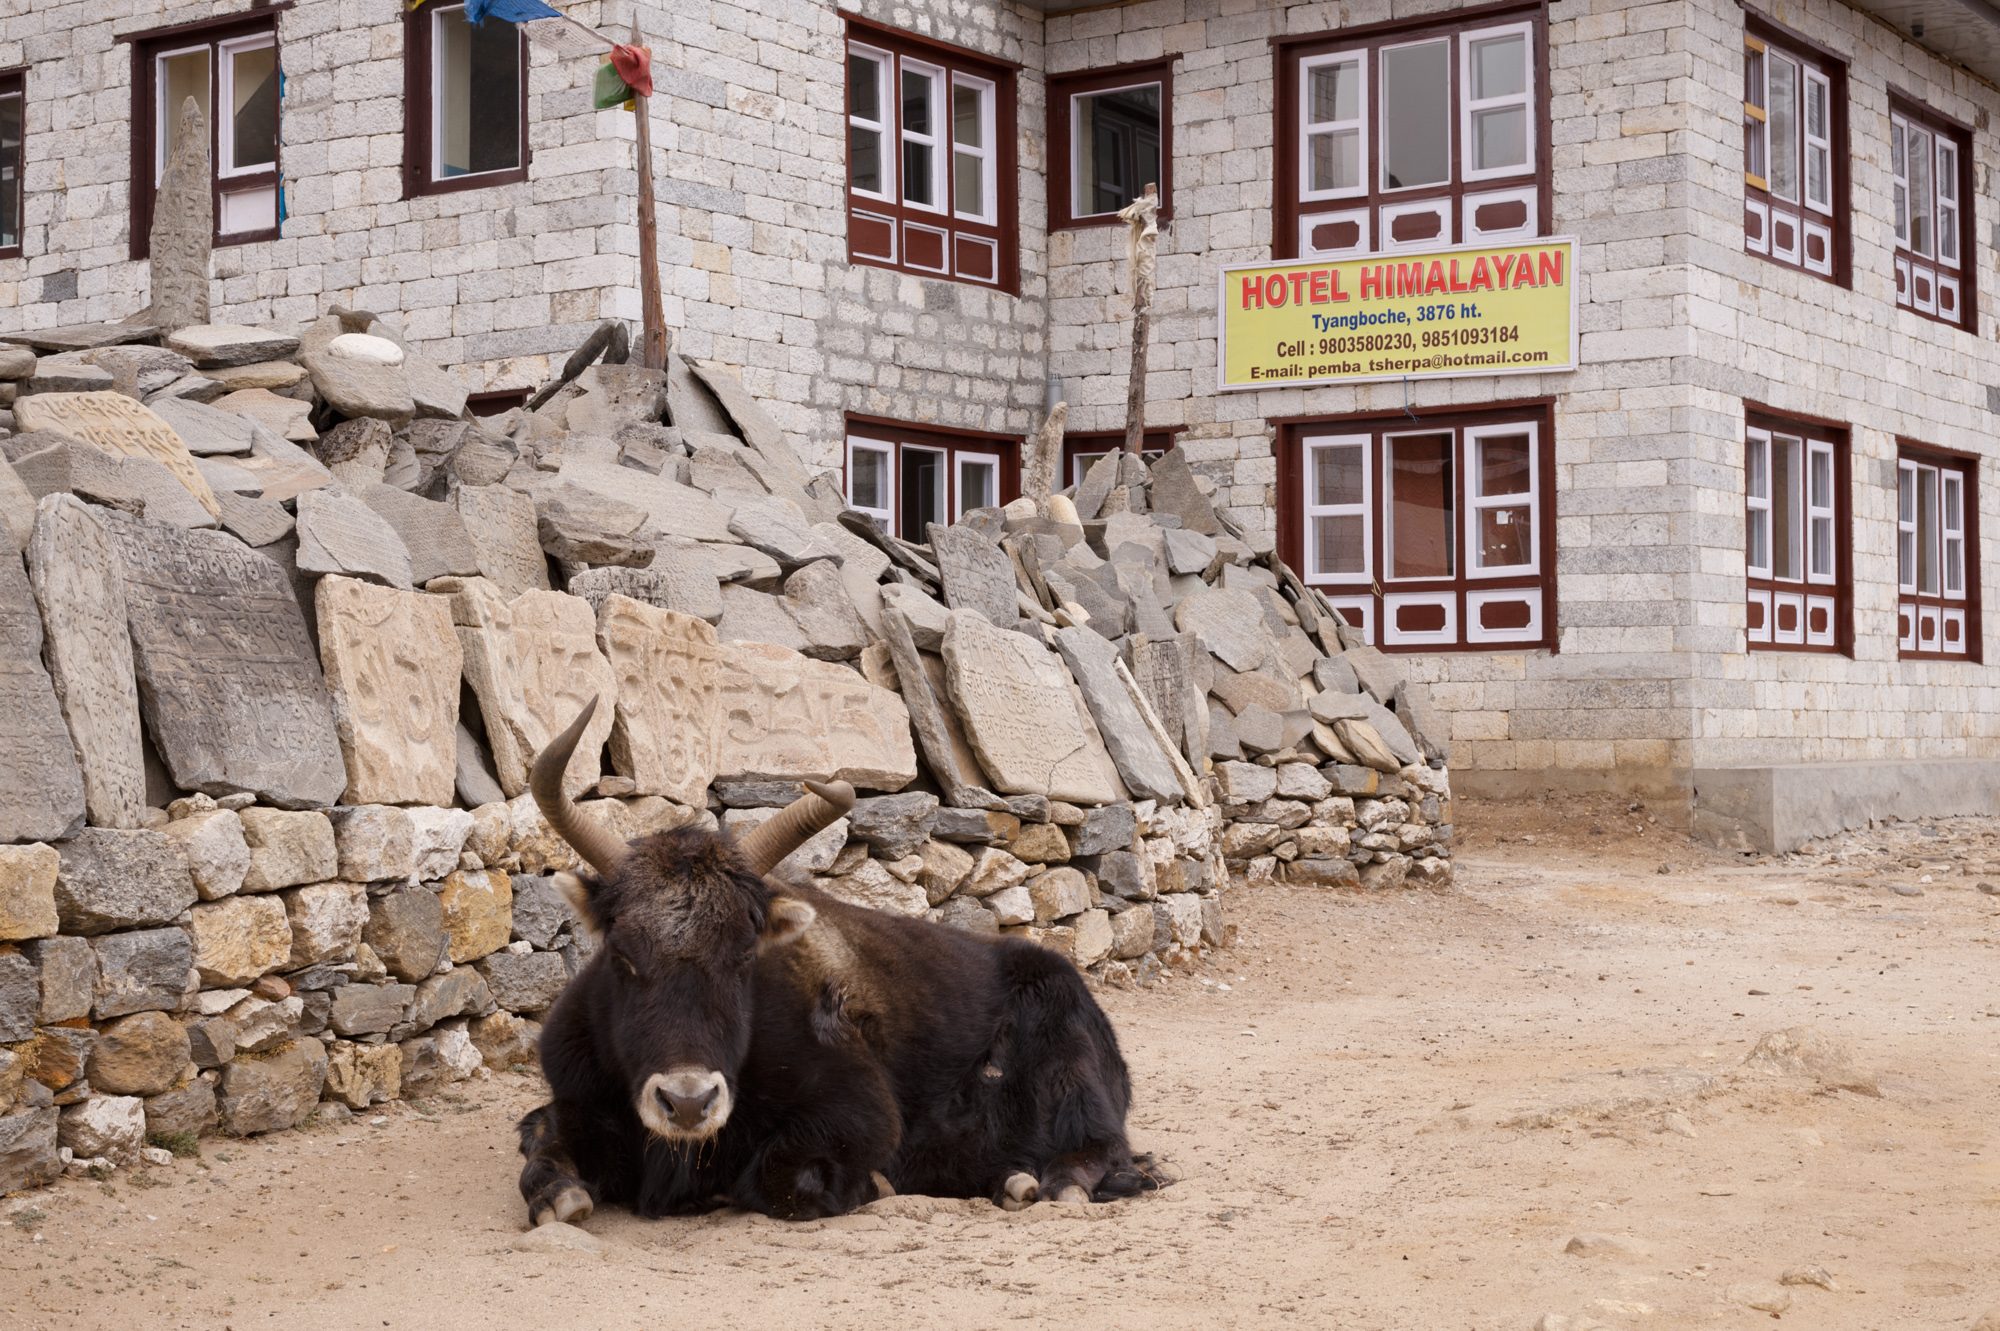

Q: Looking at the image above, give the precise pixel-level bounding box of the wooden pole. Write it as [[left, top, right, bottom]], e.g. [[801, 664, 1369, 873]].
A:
[[629, 21, 669, 371], [1116, 182, 1160, 456]]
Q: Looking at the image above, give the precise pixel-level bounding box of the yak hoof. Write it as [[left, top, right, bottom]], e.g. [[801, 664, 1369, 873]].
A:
[[1000, 1172, 1040, 1211], [1049, 1184, 1091, 1206], [545, 1186, 593, 1226], [871, 1171, 897, 1200]]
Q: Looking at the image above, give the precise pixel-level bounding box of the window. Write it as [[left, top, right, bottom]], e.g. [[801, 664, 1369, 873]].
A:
[[1276, 403, 1554, 651], [845, 20, 1016, 289], [0, 68, 22, 257], [1276, 7, 1546, 261], [1742, 20, 1845, 282], [845, 418, 1020, 540], [1889, 100, 1974, 330], [1744, 411, 1847, 653], [1061, 429, 1176, 487], [1896, 444, 1978, 660], [127, 16, 280, 256], [466, 388, 531, 417], [405, 1, 530, 196], [1049, 60, 1171, 230]]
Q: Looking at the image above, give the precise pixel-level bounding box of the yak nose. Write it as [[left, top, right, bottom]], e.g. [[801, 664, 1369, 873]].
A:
[[657, 1077, 719, 1127]]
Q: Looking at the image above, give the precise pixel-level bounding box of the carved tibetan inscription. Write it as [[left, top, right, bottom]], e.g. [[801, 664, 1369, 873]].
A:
[[713, 641, 916, 791], [102, 511, 347, 808], [940, 610, 1118, 805], [455, 584, 616, 800], [595, 595, 718, 805], [316, 575, 462, 806], [0, 549, 88, 841], [13, 392, 221, 518]]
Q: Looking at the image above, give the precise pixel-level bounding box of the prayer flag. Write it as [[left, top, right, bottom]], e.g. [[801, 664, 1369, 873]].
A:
[[465, 0, 565, 25]]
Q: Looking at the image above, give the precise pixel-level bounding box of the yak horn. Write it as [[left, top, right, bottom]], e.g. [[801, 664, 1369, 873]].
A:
[[737, 779, 856, 876], [528, 697, 628, 878]]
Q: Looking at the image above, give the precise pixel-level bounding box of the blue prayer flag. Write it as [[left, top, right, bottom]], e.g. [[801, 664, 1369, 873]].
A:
[[465, 0, 564, 24]]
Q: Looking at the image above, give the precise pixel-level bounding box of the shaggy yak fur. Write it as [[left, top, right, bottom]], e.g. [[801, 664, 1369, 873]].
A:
[[518, 825, 1160, 1224]]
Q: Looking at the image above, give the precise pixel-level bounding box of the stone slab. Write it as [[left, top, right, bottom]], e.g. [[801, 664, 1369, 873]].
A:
[[941, 611, 1118, 805], [1053, 627, 1184, 804], [567, 556, 722, 625], [455, 484, 550, 599], [713, 640, 917, 791], [295, 488, 415, 589], [1176, 586, 1281, 673], [0, 550, 88, 842], [166, 325, 301, 369], [145, 396, 255, 458], [559, 457, 733, 543], [316, 576, 462, 806], [13, 391, 221, 518], [928, 524, 1020, 628], [360, 484, 481, 584], [595, 596, 719, 805], [453, 582, 617, 800]]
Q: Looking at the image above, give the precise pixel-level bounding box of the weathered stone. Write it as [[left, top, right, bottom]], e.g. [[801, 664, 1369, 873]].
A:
[[1, 553, 86, 844], [913, 839, 975, 905], [145, 95, 215, 327], [0, 951, 37, 1042], [823, 858, 928, 916], [401, 965, 495, 1035], [104, 511, 346, 806], [294, 488, 414, 589], [0, 1105, 61, 1192], [1335, 719, 1403, 773], [156, 807, 254, 898], [595, 596, 718, 805], [223, 995, 295, 1055], [236, 809, 336, 894], [1028, 867, 1093, 921], [324, 1040, 402, 1109], [780, 558, 870, 661], [568, 556, 722, 625], [936, 895, 1000, 934], [1069, 907, 1115, 966], [280, 881, 367, 970], [456, 484, 551, 599], [408, 807, 474, 880], [509, 875, 578, 949], [715, 583, 809, 653], [364, 887, 447, 983], [982, 883, 1034, 926], [879, 582, 950, 649], [468, 1010, 539, 1069], [457, 726, 507, 809], [327, 805, 416, 883], [299, 319, 415, 424], [14, 391, 220, 517], [933, 807, 1021, 846], [846, 793, 940, 860], [1012, 822, 1072, 865], [87, 1011, 191, 1096], [941, 612, 1119, 805], [878, 606, 994, 807], [0, 844, 60, 941], [91, 926, 192, 1018], [60, 1094, 147, 1164], [1053, 626, 1183, 804], [929, 524, 1020, 628], [1070, 805, 1134, 857], [477, 949, 569, 1013], [146, 397, 259, 458], [329, 981, 414, 1037], [453, 582, 617, 800], [439, 869, 512, 964], [164, 325, 298, 371], [23, 935, 92, 1023], [1234, 704, 1285, 755], [350, 485, 478, 586], [0, 455, 34, 554], [531, 482, 654, 568], [187, 894, 292, 987], [53, 830, 194, 935], [203, 359, 306, 393], [19, 358, 115, 395], [963, 846, 1032, 898], [217, 1037, 326, 1135], [1162, 526, 1218, 576], [726, 497, 839, 572], [1215, 761, 1279, 805], [712, 639, 917, 790], [562, 457, 734, 544], [70, 346, 195, 402], [315, 576, 461, 805], [1175, 587, 1278, 674], [1275, 763, 1334, 802], [143, 1078, 217, 1140]]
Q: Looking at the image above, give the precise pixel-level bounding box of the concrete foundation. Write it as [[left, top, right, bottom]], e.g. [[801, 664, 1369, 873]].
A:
[[1692, 760, 2000, 854]]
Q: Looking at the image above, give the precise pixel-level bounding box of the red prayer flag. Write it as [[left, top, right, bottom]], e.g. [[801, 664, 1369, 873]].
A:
[[610, 44, 653, 98]]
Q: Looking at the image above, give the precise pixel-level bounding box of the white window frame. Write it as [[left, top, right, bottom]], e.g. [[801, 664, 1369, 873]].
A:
[[1769, 431, 1805, 582], [1383, 428, 1456, 580], [954, 453, 999, 520], [1377, 36, 1452, 195], [1935, 136, 1959, 266], [1744, 41, 1768, 190], [153, 41, 211, 184], [428, 3, 524, 186], [950, 70, 996, 225], [1765, 50, 1800, 206], [1746, 427, 1773, 579], [1801, 66, 1831, 214], [1459, 21, 1534, 183], [1068, 78, 1165, 220], [1465, 421, 1539, 576], [1805, 437, 1835, 584], [1941, 468, 1966, 598], [897, 58, 946, 216], [1, 84, 23, 251], [1906, 118, 1935, 258], [1897, 458, 1919, 594], [845, 437, 894, 531], [1298, 51, 1367, 203], [847, 43, 895, 203], [1302, 433, 1372, 583], [215, 32, 276, 180], [1890, 115, 1909, 246]]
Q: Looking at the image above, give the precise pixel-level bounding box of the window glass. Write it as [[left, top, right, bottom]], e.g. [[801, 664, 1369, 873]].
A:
[[1469, 33, 1526, 99], [1466, 32, 1527, 174], [1381, 40, 1449, 190], [158, 49, 211, 178], [1943, 473, 1965, 594], [1473, 431, 1533, 569], [1312, 61, 1359, 121], [851, 446, 889, 514], [1313, 443, 1365, 506], [226, 42, 278, 172], [0, 87, 20, 251], [1766, 54, 1798, 202], [901, 66, 937, 208], [901, 446, 945, 537], [952, 79, 988, 219], [436, 5, 521, 178], [1897, 464, 1916, 589], [1906, 124, 1933, 256], [957, 454, 997, 515], [1917, 465, 1939, 594], [1770, 435, 1801, 581], [1073, 83, 1160, 217], [1891, 121, 1908, 243], [1936, 141, 1958, 263], [848, 53, 886, 195], [1388, 432, 1454, 578], [1803, 74, 1828, 208]]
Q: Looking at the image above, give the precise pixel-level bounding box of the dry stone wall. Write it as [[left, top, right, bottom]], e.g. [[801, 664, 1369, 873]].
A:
[[0, 304, 1451, 1195]]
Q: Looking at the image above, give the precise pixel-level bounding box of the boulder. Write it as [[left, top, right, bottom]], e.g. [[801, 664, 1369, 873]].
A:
[[55, 830, 196, 935], [60, 1094, 147, 1165], [217, 1038, 327, 1135], [86, 1011, 192, 1096], [188, 895, 293, 986]]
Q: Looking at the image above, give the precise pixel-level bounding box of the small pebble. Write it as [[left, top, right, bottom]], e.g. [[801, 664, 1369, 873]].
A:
[[1780, 1264, 1836, 1290], [1890, 883, 1924, 897]]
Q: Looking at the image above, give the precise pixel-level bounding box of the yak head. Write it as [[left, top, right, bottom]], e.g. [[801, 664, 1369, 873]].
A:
[[530, 698, 851, 1145]]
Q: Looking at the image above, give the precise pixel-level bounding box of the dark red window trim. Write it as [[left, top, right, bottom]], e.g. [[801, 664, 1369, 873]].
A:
[[1047, 58, 1174, 232], [1895, 438, 1981, 662], [843, 20, 1018, 294], [843, 414, 1022, 541], [1271, 397, 1557, 654], [1060, 427, 1181, 488], [1740, 11, 1851, 287], [402, 0, 532, 200], [1887, 94, 1975, 333], [126, 10, 282, 260], [1743, 404, 1852, 656], [0, 66, 24, 260], [1272, 0, 1552, 262], [466, 388, 530, 417]]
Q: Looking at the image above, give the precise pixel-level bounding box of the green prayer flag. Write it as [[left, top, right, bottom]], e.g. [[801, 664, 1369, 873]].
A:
[[593, 60, 636, 111]]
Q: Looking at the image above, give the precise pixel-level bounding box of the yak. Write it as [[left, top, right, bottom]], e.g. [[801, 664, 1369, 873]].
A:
[[517, 698, 1160, 1226]]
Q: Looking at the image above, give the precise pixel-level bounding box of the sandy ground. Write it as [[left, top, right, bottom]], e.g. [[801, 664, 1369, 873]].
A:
[[4, 795, 1998, 1331]]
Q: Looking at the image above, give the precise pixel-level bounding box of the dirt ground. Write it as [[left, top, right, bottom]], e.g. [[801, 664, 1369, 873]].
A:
[[4, 794, 1998, 1331]]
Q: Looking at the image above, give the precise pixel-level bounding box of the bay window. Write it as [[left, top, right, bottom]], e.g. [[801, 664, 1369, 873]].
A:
[[1896, 445, 1978, 660], [845, 20, 1015, 290], [1277, 6, 1547, 262], [1742, 22, 1844, 282], [1744, 413, 1847, 653], [1278, 404, 1554, 651], [1889, 100, 1973, 330], [404, 0, 531, 197], [845, 418, 1019, 541], [128, 15, 281, 255]]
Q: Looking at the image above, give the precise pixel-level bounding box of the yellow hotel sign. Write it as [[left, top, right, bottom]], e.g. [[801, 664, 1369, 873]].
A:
[[1216, 238, 1579, 391]]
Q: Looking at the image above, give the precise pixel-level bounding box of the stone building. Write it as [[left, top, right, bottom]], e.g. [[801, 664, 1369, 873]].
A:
[[3, 0, 1997, 847]]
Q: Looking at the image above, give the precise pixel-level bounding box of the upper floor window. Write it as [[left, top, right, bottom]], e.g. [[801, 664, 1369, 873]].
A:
[[1890, 100, 1973, 331], [1276, 402, 1554, 652], [1896, 444, 1978, 660], [846, 417, 1019, 541], [404, 0, 530, 197], [1276, 6, 1547, 261], [1062, 428, 1174, 487], [1742, 23, 1845, 283], [1744, 410, 1848, 653], [845, 20, 1016, 291], [1049, 60, 1171, 230], [129, 16, 280, 256], [0, 68, 22, 258]]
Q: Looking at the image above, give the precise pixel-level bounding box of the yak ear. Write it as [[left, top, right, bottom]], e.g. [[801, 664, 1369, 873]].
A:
[[555, 871, 606, 938], [759, 896, 816, 950]]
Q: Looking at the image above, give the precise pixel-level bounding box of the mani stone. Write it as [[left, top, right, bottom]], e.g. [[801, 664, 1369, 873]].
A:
[[215, 388, 314, 443], [595, 596, 719, 806], [712, 639, 918, 791], [12, 391, 221, 518], [216, 491, 294, 547], [160, 391, 267, 454], [298, 318, 415, 425], [941, 611, 1119, 806], [780, 558, 869, 661], [455, 484, 550, 599], [0, 843, 61, 940], [452, 581, 617, 800], [316, 576, 462, 806], [103, 511, 347, 808], [55, 828, 195, 934], [568, 557, 721, 625], [532, 482, 654, 568], [929, 524, 1020, 628], [22, 357, 116, 394], [148, 99, 213, 331], [560, 457, 734, 544], [1053, 626, 1184, 804], [166, 325, 303, 371], [359, 484, 481, 584], [91, 927, 194, 1018], [27, 496, 148, 828], [294, 488, 414, 589], [217, 1037, 327, 1136], [1147, 447, 1221, 536], [727, 497, 841, 571], [1175, 586, 1280, 673], [0, 550, 88, 843]]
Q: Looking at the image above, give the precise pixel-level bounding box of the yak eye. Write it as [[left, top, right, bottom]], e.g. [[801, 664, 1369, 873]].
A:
[[614, 952, 639, 978]]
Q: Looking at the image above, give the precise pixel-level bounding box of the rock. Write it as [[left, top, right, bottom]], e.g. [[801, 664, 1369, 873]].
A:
[[0, 844, 61, 941], [594, 596, 719, 805], [562, 457, 734, 544], [1053, 626, 1183, 804], [928, 524, 1020, 629], [298, 319, 414, 424], [1162, 526, 1218, 576], [0, 952, 37, 1042], [24, 935, 94, 1022], [408, 807, 474, 880], [60, 1094, 147, 1165], [14, 390, 221, 516], [364, 887, 448, 983], [166, 326, 300, 370], [1072, 805, 1137, 857], [1070, 908, 1114, 966], [188, 895, 293, 986], [715, 583, 809, 653], [87, 1012, 191, 1096], [53, 830, 195, 935], [780, 559, 870, 661], [315, 576, 462, 805], [328, 982, 414, 1037], [824, 859, 929, 916], [1214, 761, 1278, 806], [1152, 895, 1203, 948], [1561, 1233, 1653, 1261], [879, 582, 951, 648], [1012, 822, 1072, 865], [512, 1221, 605, 1256], [453, 582, 617, 800], [569, 557, 722, 626], [203, 359, 307, 392], [935, 808, 1021, 846], [1028, 867, 1093, 921], [458, 725, 508, 809], [982, 882, 1034, 927], [0, 455, 34, 554], [727, 497, 840, 572], [469, 1010, 539, 1069], [847, 793, 940, 860], [356, 485, 480, 585], [224, 995, 295, 1054], [237, 809, 336, 894], [711, 639, 917, 790], [1109, 903, 1154, 959], [147, 397, 260, 458], [1780, 1264, 1836, 1290], [282, 881, 369, 968], [0, 552, 88, 842], [439, 869, 512, 964], [914, 840, 975, 905], [327, 805, 417, 882], [532, 483, 654, 568], [294, 487, 414, 589], [143, 1079, 218, 1140], [0, 1107, 61, 1193], [104, 511, 347, 806], [402, 966, 494, 1034], [217, 1038, 327, 1135], [324, 1041, 402, 1109], [509, 875, 579, 949], [1147, 447, 1221, 535], [477, 950, 570, 1013], [1742, 1027, 1881, 1096], [941, 612, 1119, 805], [455, 484, 551, 598]]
